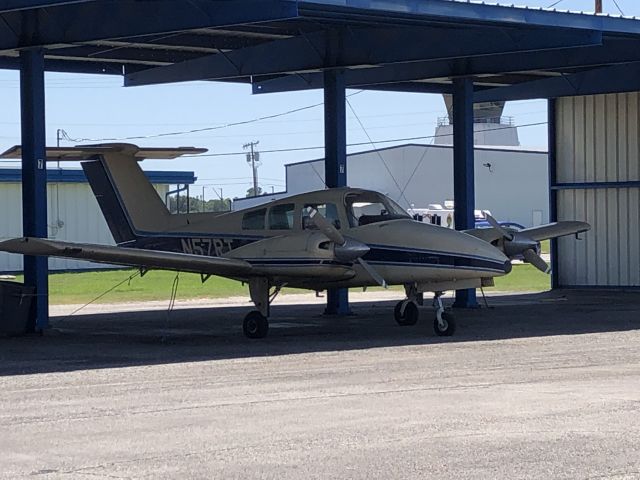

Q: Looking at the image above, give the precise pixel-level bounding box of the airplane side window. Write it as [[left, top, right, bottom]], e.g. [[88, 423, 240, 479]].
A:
[[269, 203, 295, 230], [302, 203, 341, 229], [242, 208, 266, 230]]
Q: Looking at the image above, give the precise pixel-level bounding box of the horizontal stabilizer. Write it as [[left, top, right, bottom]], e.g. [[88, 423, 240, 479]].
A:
[[0, 237, 252, 277], [521, 221, 590, 242], [0, 143, 207, 161]]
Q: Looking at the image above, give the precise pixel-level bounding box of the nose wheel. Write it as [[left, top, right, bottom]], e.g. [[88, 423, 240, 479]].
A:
[[433, 293, 456, 336]]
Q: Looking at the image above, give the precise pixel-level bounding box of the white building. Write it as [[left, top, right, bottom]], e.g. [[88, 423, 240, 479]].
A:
[[0, 167, 195, 272], [233, 143, 548, 228]]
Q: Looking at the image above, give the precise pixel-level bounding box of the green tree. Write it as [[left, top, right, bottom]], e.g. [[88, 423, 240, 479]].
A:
[[246, 186, 263, 197]]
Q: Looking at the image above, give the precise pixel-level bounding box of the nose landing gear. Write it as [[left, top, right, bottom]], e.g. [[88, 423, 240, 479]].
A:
[[433, 292, 456, 336]]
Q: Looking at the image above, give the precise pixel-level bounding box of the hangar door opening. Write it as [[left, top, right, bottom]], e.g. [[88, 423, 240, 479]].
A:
[[555, 93, 640, 287]]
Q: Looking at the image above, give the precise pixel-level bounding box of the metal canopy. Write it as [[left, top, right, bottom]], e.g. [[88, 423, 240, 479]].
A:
[[1, 0, 640, 99]]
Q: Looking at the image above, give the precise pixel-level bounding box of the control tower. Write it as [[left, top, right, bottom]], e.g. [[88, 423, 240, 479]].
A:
[[434, 96, 520, 147]]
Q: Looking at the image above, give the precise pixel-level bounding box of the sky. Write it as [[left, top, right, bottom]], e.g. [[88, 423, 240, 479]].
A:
[[0, 0, 638, 200]]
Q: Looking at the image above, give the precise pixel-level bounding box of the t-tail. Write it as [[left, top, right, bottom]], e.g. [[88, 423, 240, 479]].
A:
[[0, 143, 206, 245]]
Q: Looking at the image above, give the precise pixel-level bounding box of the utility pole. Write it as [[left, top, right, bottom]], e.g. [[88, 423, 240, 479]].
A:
[[595, 0, 602, 13], [56, 128, 68, 169], [243, 141, 261, 196]]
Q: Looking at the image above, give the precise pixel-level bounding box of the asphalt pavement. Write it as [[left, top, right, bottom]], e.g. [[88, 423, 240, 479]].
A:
[[1, 289, 639, 479]]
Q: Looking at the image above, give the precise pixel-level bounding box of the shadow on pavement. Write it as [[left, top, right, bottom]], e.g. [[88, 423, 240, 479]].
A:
[[1, 289, 638, 376]]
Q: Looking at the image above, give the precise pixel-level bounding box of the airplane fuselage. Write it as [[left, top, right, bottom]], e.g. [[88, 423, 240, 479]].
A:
[[124, 188, 511, 291]]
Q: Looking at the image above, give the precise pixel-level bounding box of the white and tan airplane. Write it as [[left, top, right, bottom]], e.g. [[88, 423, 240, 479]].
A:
[[0, 144, 590, 338]]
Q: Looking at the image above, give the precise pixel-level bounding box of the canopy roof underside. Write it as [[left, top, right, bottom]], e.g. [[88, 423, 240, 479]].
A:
[[3, 0, 640, 100]]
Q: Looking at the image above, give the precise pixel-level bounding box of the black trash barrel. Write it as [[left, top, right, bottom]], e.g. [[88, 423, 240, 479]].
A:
[[0, 281, 35, 336]]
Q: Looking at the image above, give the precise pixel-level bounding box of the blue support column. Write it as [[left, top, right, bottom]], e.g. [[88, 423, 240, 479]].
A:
[[548, 98, 559, 289], [323, 68, 350, 315], [452, 78, 479, 309], [20, 49, 49, 332]]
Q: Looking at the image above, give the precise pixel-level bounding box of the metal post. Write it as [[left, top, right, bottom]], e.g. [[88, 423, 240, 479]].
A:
[[20, 48, 49, 332], [452, 77, 479, 309], [595, 0, 602, 14], [548, 98, 560, 289], [323, 68, 349, 315]]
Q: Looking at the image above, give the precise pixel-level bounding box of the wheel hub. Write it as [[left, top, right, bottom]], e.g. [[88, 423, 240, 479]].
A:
[[247, 319, 258, 334]]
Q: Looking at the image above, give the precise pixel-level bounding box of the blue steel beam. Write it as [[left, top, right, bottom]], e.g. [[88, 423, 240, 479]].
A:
[[474, 62, 640, 102], [451, 77, 478, 309], [0, 0, 298, 50], [19, 49, 49, 332], [125, 26, 601, 87], [254, 35, 640, 95], [323, 69, 350, 316]]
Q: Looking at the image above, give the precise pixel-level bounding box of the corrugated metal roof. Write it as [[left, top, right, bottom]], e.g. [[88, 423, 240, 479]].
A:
[[446, 1, 638, 20]]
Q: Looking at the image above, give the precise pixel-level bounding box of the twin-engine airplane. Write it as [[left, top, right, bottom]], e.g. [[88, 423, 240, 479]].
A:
[[0, 144, 590, 339]]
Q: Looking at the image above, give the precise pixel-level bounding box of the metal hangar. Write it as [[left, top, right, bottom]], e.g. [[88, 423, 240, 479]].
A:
[[1, 0, 640, 331], [0, 168, 195, 272]]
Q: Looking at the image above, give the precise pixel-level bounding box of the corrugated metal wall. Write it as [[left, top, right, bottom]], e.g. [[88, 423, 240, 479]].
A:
[[556, 93, 640, 287], [0, 182, 168, 272]]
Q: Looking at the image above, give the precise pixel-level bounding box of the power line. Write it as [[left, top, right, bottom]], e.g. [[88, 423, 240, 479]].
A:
[[58, 90, 365, 143], [183, 120, 549, 158], [346, 97, 413, 208], [612, 0, 625, 15]]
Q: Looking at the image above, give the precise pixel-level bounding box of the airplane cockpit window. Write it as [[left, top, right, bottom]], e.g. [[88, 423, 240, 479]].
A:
[[242, 208, 266, 230], [268, 203, 295, 230], [345, 192, 410, 227], [302, 203, 341, 230]]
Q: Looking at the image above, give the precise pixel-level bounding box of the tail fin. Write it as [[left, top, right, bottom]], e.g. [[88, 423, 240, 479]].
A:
[[0, 143, 205, 245], [79, 145, 204, 243], [82, 160, 138, 244], [83, 147, 174, 242]]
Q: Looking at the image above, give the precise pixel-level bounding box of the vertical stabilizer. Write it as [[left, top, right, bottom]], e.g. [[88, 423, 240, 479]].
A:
[[82, 160, 137, 244], [82, 148, 172, 241]]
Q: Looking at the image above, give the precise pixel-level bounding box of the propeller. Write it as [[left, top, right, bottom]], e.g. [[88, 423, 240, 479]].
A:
[[308, 207, 345, 245], [485, 214, 514, 241], [306, 207, 387, 288], [522, 248, 551, 274], [485, 213, 551, 275]]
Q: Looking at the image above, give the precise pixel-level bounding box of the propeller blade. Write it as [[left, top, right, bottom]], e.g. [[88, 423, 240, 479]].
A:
[[307, 207, 345, 245], [357, 258, 388, 289], [485, 214, 514, 241], [522, 248, 551, 274]]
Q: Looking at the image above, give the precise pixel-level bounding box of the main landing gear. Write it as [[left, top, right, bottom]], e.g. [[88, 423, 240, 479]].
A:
[[394, 286, 456, 336], [243, 278, 282, 339]]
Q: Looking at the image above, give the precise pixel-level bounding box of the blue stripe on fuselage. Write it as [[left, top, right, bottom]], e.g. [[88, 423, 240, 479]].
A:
[[129, 235, 506, 273]]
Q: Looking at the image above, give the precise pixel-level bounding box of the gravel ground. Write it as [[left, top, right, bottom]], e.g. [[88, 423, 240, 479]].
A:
[[1, 289, 639, 479]]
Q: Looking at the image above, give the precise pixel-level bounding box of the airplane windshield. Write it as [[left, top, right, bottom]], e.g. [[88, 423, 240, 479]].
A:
[[345, 192, 410, 227]]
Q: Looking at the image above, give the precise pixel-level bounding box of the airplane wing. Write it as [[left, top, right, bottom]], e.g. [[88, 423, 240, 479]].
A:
[[463, 227, 503, 243], [0, 237, 252, 277], [464, 221, 590, 243], [519, 221, 590, 242]]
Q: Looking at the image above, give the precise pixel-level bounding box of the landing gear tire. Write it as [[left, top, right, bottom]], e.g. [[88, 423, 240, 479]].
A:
[[434, 311, 456, 337], [243, 311, 269, 339], [394, 301, 419, 326]]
